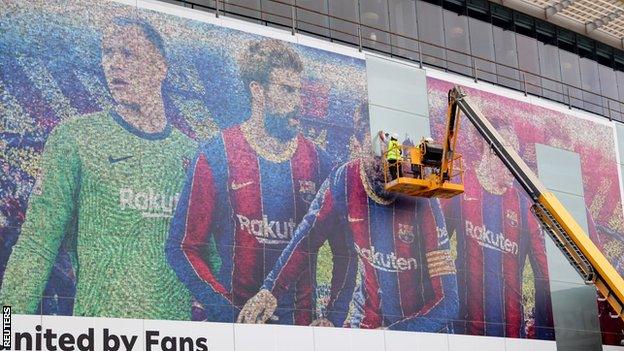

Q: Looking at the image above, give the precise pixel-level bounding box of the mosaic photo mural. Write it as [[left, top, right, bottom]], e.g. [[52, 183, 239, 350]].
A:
[[0, 0, 367, 324], [1, 0, 624, 345]]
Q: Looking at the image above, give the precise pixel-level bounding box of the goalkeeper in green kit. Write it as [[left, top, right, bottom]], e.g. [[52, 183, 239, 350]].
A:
[[0, 18, 197, 320]]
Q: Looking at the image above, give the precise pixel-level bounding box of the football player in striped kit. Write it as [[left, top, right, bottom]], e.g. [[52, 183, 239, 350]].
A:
[[166, 39, 341, 325]]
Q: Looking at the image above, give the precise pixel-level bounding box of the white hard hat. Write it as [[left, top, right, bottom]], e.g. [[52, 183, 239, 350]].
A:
[[391, 133, 399, 140], [424, 137, 434, 143]]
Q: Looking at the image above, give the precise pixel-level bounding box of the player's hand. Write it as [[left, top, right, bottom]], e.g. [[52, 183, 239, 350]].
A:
[[310, 318, 334, 327], [237, 289, 277, 324]]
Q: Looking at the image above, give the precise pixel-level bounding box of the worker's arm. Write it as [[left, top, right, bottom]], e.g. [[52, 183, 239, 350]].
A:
[[388, 199, 459, 332], [378, 131, 390, 155], [0, 124, 80, 313], [378, 130, 388, 144], [166, 149, 235, 321]]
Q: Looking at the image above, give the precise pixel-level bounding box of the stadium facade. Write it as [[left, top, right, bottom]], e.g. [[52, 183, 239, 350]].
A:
[[1, 0, 624, 350]]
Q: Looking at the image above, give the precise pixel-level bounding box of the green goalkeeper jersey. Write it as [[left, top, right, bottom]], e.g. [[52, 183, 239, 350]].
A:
[[0, 110, 198, 320]]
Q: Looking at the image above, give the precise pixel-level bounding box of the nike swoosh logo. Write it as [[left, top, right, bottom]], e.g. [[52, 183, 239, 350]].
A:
[[231, 180, 254, 190], [108, 155, 134, 164], [348, 215, 364, 223]]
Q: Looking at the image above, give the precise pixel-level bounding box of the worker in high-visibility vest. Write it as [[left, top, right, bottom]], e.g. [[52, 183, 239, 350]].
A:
[[386, 133, 403, 180]]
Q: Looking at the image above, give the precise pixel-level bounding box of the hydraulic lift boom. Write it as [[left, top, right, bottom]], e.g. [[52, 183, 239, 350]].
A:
[[449, 86, 624, 321]]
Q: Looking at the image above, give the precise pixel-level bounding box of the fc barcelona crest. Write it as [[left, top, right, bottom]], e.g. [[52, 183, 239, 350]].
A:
[[398, 223, 415, 244], [506, 209, 518, 227], [299, 180, 317, 203]]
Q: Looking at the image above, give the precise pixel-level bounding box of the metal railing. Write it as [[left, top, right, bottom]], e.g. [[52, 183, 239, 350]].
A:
[[381, 144, 464, 187], [163, 0, 624, 123]]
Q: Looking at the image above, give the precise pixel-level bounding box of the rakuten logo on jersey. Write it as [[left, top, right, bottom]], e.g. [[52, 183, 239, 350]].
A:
[[236, 214, 296, 245], [354, 244, 418, 272], [119, 188, 179, 218], [465, 220, 519, 255]]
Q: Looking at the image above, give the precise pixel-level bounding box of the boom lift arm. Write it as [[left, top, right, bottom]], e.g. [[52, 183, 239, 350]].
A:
[[449, 86, 624, 321]]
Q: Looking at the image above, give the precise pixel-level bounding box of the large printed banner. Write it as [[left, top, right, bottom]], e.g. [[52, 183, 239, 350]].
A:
[[0, 0, 370, 327], [1, 0, 623, 347]]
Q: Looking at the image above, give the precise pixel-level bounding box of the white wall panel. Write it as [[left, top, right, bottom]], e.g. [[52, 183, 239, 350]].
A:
[[234, 323, 276, 351], [275, 325, 314, 351], [314, 326, 352, 351], [448, 334, 506, 351]]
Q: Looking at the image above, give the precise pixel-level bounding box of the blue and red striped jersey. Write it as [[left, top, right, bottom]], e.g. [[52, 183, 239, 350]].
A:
[[167, 124, 334, 324], [445, 170, 554, 338], [264, 159, 459, 330]]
